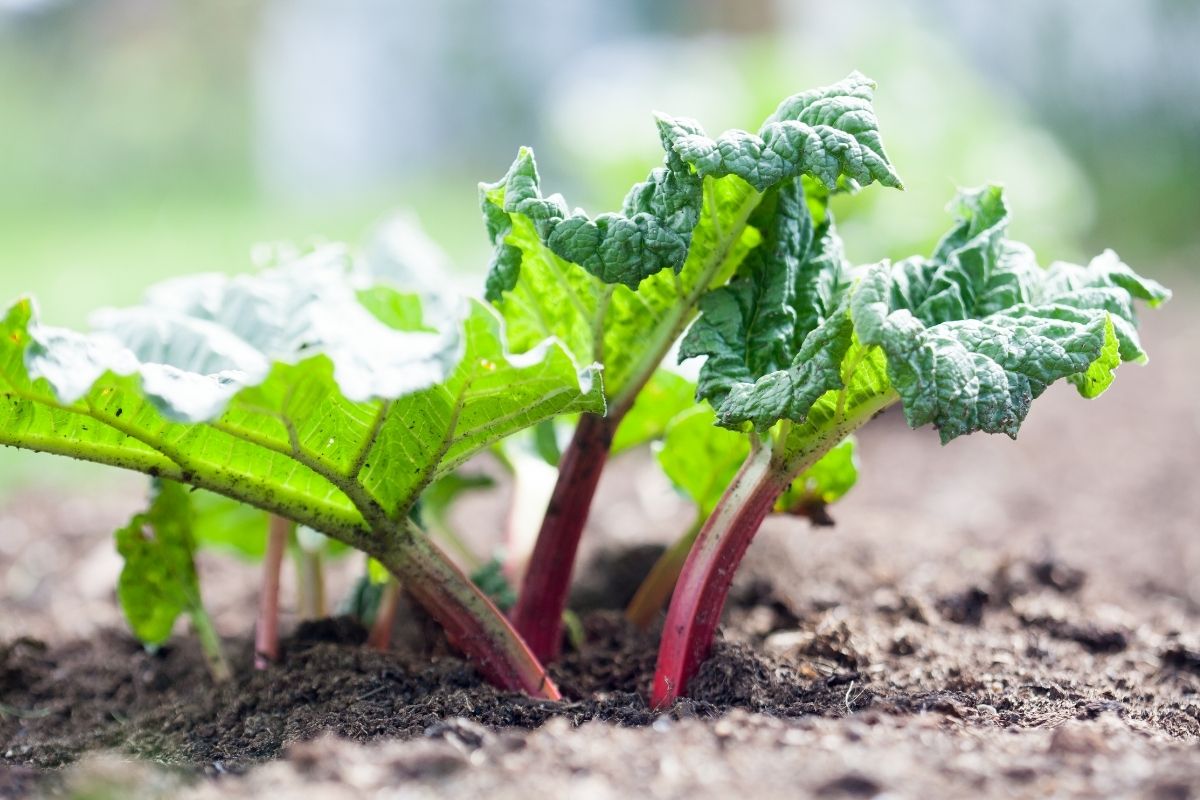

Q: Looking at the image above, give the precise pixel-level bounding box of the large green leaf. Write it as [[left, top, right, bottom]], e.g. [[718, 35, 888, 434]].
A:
[[716, 185, 1170, 447], [483, 73, 900, 410], [0, 257, 603, 545]]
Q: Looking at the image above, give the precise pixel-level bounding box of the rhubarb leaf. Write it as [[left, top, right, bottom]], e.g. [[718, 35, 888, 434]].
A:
[[680, 176, 851, 407], [1, 261, 602, 539], [656, 71, 901, 193], [483, 74, 900, 407], [657, 406, 749, 517], [191, 490, 269, 558], [611, 370, 696, 454], [115, 479, 206, 645], [716, 185, 1169, 444]]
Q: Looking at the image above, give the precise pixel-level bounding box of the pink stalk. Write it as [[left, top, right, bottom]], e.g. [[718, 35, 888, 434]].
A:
[[510, 412, 619, 662], [652, 443, 790, 707], [381, 519, 561, 700], [254, 514, 290, 669]]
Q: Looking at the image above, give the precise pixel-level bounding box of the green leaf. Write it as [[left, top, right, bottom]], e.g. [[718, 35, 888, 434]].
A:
[[717, 185, 1169, 446], [191, 489, 269, 559], [367, 557, 391, 585], [26, 250, 463, 423], [531, 420, 562, 466], [716, 300, 856, 431], [483, 74, 901, 410], [680, 176, 851, 407], [657, 405, 750, 517], [1069, 316, 1120, 398], [115, 480, 204, 645], [356, 286, 438, 333], [611, 369, 696, 454], [1, 261, 602, 543], [657, 71, 902, 193]]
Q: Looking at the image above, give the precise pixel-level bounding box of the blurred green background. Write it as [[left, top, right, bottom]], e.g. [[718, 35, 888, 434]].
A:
[[0, 0, 1196, 486]]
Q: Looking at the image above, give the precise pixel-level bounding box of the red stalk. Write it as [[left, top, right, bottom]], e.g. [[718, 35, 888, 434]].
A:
[[510, 411, 618, 662], [254, 514, 290, 669], [382, 520, 561, 700], [652, 443, 789, 707]]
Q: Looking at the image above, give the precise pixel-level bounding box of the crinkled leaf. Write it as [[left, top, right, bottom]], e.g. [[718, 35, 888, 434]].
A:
[[484, 74, 900, 407], [680, 176, 851, 407], [115, 480, 204, 645], [657, 71, 901, 193], [717, 301, 856, 431], [717, 185, 1169, 446]]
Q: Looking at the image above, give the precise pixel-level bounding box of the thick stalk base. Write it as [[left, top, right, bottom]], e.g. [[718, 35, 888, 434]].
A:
[[651, 448, 788, 707], [510, 412, 618, 662], [381, 525, 561, 700]]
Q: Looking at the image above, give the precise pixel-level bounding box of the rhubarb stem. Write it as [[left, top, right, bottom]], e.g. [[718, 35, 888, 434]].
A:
[[652, 441, 789, 707], [367, 578, 401, 651], [510, 411, 619, 662], [375, 519, 561, 700], [652, 390, 898, 707], [625, 517, 702, 629], [254, 514, 290, 669]]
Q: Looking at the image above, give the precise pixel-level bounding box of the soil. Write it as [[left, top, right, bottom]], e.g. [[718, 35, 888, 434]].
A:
[[1, 301, 1198, 798]]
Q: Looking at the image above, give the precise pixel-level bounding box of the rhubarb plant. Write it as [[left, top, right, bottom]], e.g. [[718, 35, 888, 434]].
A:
[[483, 72, 902, 660], [652, 184, 1170, 705], [0, 248, 602, 699]]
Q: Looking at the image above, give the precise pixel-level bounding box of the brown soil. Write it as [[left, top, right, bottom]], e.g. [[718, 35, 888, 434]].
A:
[[0, 301, 1198, 798]]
